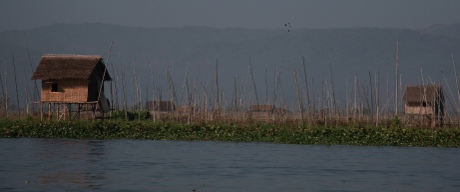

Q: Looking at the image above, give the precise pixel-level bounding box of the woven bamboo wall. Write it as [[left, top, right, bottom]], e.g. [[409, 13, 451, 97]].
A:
[[404, 105, 434, 115], [41, 79, 88, 102]]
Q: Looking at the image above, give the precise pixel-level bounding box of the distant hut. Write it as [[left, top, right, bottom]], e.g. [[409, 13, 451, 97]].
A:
[[249, 104, 276, 121], [177, 105, 194, 114], [31, 54, 112, 120], [146, 100, 175, 120], [145, 100, 175, 112], [402, 85, 444, 127]]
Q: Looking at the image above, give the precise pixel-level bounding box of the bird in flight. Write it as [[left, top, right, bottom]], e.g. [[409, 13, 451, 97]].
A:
[[284, 22, 292, 32]]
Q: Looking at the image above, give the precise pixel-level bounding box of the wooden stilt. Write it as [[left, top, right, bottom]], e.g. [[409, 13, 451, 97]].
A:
[[57, 103, 60, 120], [68, 103, 71, 121], [78, 104, 81, 120], [40, 102, 43, 121], [93, 103, 97, 121], [48, 103, 51, 121]]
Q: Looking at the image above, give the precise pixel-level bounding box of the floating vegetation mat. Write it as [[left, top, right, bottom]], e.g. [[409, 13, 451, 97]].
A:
[[1, 117, 460, 147]]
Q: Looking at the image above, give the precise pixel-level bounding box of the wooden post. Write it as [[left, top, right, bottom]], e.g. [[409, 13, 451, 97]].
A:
[[77, 103, 81, 120], [68, 103, 71, 121], [57, 103, 60, 120], [93, 103, 97, 120], [40, 102, 43, 121], [48, 103, 51, 121]]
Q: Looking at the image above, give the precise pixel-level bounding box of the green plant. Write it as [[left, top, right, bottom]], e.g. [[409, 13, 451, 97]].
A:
[[392, 115, 401, 128]]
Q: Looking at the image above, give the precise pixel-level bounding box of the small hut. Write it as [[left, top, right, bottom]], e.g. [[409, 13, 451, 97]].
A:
[[31, 54, 112, 120], [146, 100, 176, 120], [402, 85, 444, 127], [249, 104, 276, 121], [177, 105, 194, 114], [145, 100, 175, 112]]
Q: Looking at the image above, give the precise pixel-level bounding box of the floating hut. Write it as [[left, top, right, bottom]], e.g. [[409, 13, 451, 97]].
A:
[[31, 54, 112, 120], [402, 85, 444, 127]]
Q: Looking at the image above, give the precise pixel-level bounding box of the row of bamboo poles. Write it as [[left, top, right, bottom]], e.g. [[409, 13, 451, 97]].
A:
[[1, 40, 460, 128]]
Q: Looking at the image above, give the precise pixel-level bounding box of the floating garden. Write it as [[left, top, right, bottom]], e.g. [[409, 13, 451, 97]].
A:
[[1, 114, 459, 148]]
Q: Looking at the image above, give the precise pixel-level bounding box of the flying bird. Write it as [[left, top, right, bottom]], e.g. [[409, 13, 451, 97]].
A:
[[284, 22, 292, 32]]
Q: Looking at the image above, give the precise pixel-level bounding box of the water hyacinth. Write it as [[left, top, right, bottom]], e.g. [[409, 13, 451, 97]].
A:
[[1, 117, 459, 147]]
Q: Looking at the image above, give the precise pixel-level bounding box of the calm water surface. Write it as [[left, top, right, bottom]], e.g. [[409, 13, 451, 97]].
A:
[[1, 138, 459, 192]]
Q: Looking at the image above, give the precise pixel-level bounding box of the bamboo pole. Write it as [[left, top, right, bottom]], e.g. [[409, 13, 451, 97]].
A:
[[122, 67, 127, 117], [0, 63, 4, 117], [149, 61, 156, 122], [302, 57, 312, 126], [167, 65, 177, 120], [346, 78, 349, 124], [441, 71, 460, 115], [451, 53, 460, 124], [5, 66, 8, 117], [369, 71, 374, 122], [130, 60, 142, 121], [214, 59, 220, 120], [186, 63, 192, 123], [375, 71, 380, 127], [273, 70, 279, 123], [328, 63, 337, 124], [215, 59, 220, 111], [249, 63, 259, 107], [114, 53, 121, 110], [354, 75, 357, 122], [294, 70, 304, 126], [395, 40, 399, 115], [22, 66, 30, 115], [201, 82, 209, 122], [11, 53, 20, 118], [24, 32, 39, 113]]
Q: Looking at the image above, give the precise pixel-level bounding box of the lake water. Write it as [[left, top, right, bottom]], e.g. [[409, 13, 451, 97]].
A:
[[1, 138, 459, 192]]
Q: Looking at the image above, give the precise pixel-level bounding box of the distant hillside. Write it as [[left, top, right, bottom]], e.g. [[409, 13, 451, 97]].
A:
[[418, 23, 460, 39], [1, 23, 460, 109]]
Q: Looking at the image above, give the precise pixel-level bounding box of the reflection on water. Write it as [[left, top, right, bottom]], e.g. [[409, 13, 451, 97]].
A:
[[1, 138, 460, 192], [35, 139, 106, 190], [0, 139, 107, 191]]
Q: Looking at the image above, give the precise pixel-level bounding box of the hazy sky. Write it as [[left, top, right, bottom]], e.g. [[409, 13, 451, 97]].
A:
[[1, 0, 460, 31]]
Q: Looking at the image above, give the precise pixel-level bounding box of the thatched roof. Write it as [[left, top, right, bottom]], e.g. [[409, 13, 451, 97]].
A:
[[31, 54, 112, 81], [402, 85, 443, 103]]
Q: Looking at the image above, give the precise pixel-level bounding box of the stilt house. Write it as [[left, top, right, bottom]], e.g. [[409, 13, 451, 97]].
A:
[[31, 54, 112, 119], [402, 85, 444, 126]]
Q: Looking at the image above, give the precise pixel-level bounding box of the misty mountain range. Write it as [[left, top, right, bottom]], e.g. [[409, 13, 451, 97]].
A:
[[1, 23, 460, 109]]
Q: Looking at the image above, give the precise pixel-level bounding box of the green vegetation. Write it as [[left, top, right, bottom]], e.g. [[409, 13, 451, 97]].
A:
[[110, 110, 152, 121], [1, 116, 460, 147]]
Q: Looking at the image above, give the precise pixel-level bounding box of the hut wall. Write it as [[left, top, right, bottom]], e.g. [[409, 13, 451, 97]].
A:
[[41, 79, 88, 103], [251, 111, 273, 120], [404, 105, 434, 115]]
